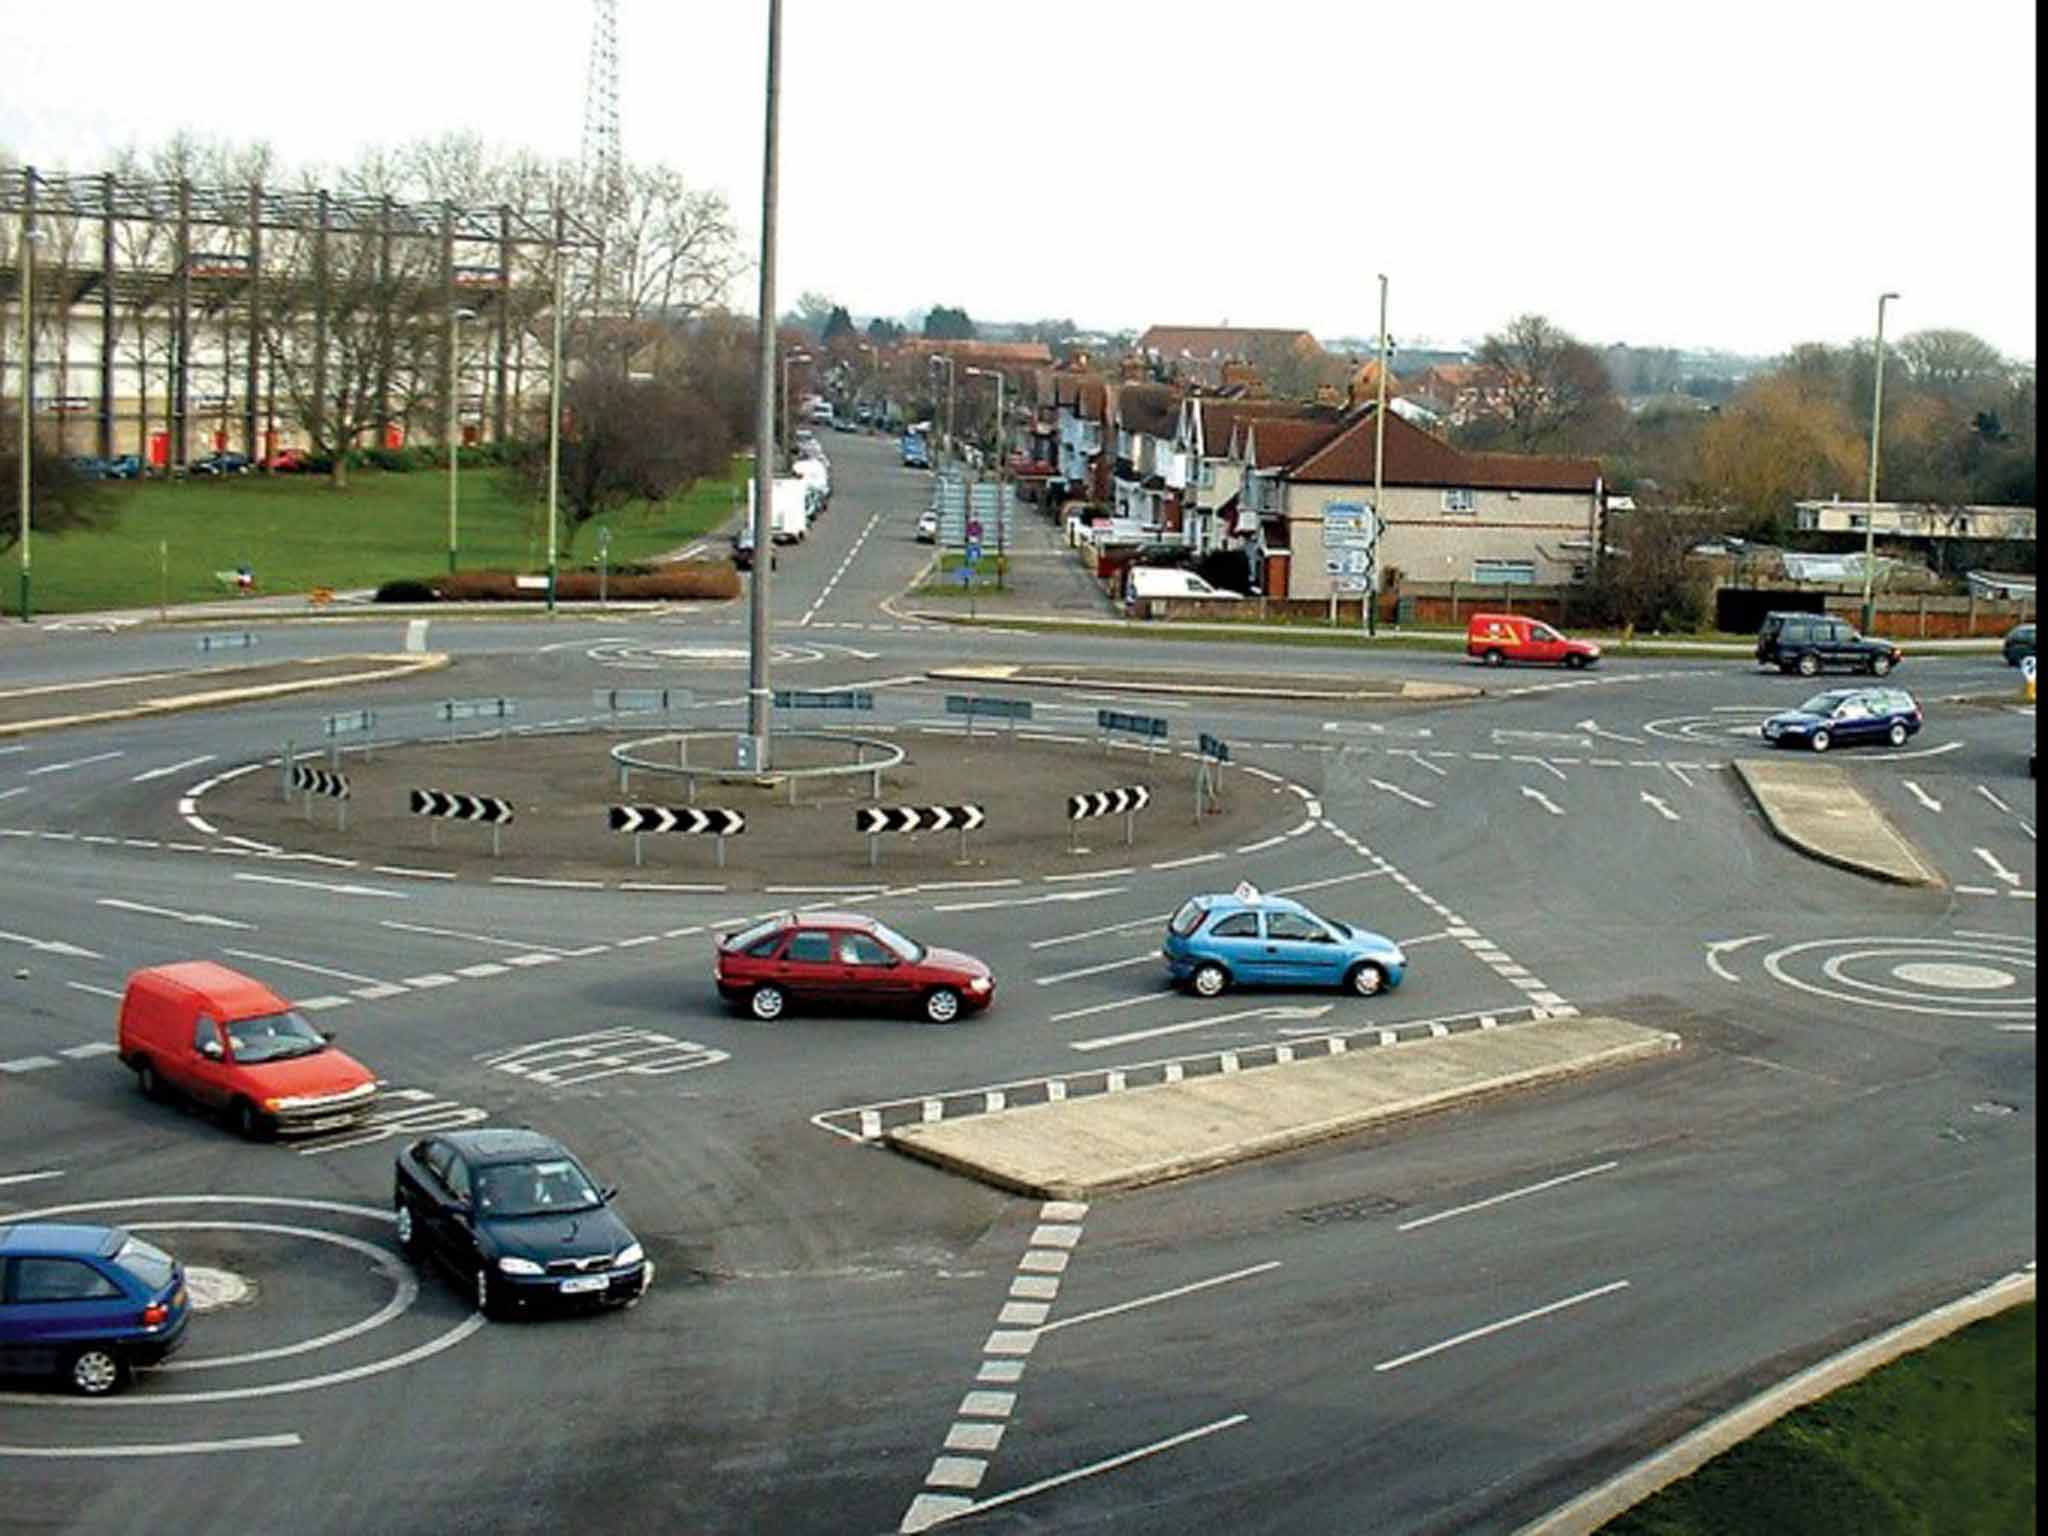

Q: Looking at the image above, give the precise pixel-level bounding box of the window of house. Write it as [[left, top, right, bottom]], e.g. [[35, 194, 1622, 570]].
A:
[[1473, 559, 1536, 585], [1199, 461, 1215, 489], [1442, 489, 1478, 514]]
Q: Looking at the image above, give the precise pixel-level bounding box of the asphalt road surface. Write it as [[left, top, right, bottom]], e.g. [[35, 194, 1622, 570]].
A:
[[0, 431, 2033, 1535]]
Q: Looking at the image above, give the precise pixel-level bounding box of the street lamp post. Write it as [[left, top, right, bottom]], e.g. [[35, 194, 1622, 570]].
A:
[[780, 349, 812, 470], [1370, 273, 1390, 637], [16, 225, 43, 622], [745, 0, 784, 765], [1859, 291, 1900, 635], [447, 307, 476, 574], [966, 366, 1006, 585], [545, 247, 565, 614], [929, 353, 956, 461]]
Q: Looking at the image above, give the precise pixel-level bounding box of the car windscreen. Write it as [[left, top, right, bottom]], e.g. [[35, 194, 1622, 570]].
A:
[[475, 1159, 603, 1218], [224, 1010, 327, 1063], [112, 1236, 178, 1292], [1169, 900, 1207, 937], [868, 920, 926, 963], [1797, 691, 1852, 714]]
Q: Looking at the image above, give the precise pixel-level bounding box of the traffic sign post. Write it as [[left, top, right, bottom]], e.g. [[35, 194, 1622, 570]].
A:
[[1097, 708, 1169, 757], [607, 804, 745, 869], [1067, 784, 1151, 849], [1196, 732, 1231, 819], [854, 803, 986, 867], [409, 787, 515, 857]]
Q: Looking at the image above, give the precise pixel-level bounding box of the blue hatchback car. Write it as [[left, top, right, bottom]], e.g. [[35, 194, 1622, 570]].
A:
[[1163, 885, 1406, 999], [1761, 687, 1922, 753], [0, 1223, 190, 1395]]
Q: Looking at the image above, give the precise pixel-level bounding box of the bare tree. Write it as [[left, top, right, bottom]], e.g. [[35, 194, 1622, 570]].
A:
[[1474, 314, 1615, 453]]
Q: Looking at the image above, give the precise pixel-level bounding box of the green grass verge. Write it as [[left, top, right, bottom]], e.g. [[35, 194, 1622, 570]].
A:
[[911, 550, 1012, 599], [27, 458, 747, 613], [1603, 1303, 2034, 1536]]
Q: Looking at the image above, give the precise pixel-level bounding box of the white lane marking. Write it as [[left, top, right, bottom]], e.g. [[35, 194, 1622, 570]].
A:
[[1397, 1162, 1620, 1232], [1374, 1279, 1631, 1372], [1902, 780, 1943, 813], [1387, 749, 1449, 779], [1033, 1261, 1282, 1338], [379, 919, 571, 955], [0, 787, 25, 801], [1149, 852, 1226, 871], [934, 888, 1126, 914], [490, 876, 603, 890], [0, 929, 101, 959], [1369, 779, 1435, 809], [1047, 992, 1178, 1025], [1043, 867, 1133, 882], [59, 1043, 118, 1059], [1975, 847, 2023, 887], [234, 873, 407, 900], [1574, 718, 1643, 745], [0, 1170, 64, 1187], [1273, 868, 1395, 897], [1639, 791, 1680, 823], [904, 1415, 1250, 1533], [1705, 934, 1771, 983], [1666, 762, 1698, 789], [372, 866, 458, 881], [1069, 1004, 1330, 1053], [0, 1434, 303, 1459], [219, 948, 388, 987], [1512, 755, 1569, 783], [0, 1056, 61, 1073], [800, 508, 885, 626], [26, 750, 125, 777], [1521, 785, 1565, 816], [1977, 785, 2015, 816], [130, 755, 217, 783], [97, 898, 253, 931], [66, 982, 123, 1001], [1035, 952, 1161, 987]]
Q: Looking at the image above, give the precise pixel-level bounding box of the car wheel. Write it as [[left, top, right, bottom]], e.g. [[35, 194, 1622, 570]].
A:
[[1810, 729, 1831, 753], [1563, 654, 1587, 670], [394, 1199, 418, 1256], [69, 1346, 127, 1396], [233, 1098, 271, 1140], [749, 984, 786, 1022], [1190, 962, 1229, 998], [1888, 721, 1909, 747], [1796, 652, 1821, 677], [1870, 655, 1893, 676], [924, 987, 963, 1024], [1348, 962, 1389, 997], [1482, 649, 1505, 667], [135, 1058, 161, 1101]]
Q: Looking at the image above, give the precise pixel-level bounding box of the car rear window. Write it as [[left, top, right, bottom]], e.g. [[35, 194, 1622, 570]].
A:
[[1169, 901, 1207, 937], [112, 1237, 177, 1292], [724, 917, 787, 953]]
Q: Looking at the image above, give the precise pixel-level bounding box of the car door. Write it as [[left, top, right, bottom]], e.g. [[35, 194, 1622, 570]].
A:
[[1261, 909, 1348, 988], [1202, 910, 1268, 984], [409, 1139, 460, 1265], [1833, 692, 1879, 743], [1527, 623, 1568, 664], [184, 1014, 235, 1109], [775, 929, 837, 1003], [839, 932, 909, 1008], [0, 1257, 126, 1369], [441, 1152, 482, 1271]]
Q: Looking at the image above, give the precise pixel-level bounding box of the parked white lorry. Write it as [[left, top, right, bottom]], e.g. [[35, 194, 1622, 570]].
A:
[[749, 475, 812, 543]]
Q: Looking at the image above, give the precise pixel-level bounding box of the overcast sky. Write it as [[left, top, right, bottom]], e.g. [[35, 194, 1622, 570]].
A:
[[3, 1, 2036, 360]]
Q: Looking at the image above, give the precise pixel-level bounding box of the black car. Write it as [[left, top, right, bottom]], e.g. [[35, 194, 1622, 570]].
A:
[[189, 452, 251, 476], [393, 1127, 651, 1319], [1754, 611, 1903, 677], [2002, 623, 2035, 667]]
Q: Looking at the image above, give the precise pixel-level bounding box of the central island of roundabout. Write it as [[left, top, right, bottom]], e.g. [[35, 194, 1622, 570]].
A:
[[197, 720, 1315, 890]]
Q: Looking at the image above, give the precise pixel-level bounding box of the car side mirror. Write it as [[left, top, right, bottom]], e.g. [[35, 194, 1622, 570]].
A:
[[200, 1039, 223, 1059], [319, 1030, 336, 1043], [601, 1185, 619, 1203]]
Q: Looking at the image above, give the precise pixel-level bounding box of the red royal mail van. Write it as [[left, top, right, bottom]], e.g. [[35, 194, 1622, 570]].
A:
[[116, 961, 379, 1139], [1465, 612, 1602, 669]]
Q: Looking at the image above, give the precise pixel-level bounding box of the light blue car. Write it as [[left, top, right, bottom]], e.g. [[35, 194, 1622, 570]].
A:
[[1162, 885, 1406, 999]]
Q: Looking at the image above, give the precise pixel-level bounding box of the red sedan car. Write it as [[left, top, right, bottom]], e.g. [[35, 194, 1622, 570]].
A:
[[714, 912, 995, 1024]]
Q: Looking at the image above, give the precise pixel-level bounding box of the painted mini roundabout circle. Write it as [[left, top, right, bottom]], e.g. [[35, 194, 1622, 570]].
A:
[[1762, 935, 2035, 1021]]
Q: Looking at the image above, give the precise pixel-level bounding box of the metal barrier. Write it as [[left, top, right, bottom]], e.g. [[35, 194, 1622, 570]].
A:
[[198, 631, 256, 653], [610, 731, 904, 804], [437, 698, 518, 740]]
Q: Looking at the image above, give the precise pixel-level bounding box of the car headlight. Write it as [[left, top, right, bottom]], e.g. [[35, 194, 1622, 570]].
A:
[[614, 1243, 645, 1269], [967, 975, 992, 992], [497, 1256, 545, 1276]]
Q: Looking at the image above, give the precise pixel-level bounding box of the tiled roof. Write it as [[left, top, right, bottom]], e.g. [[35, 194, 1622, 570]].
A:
[[1190, 398, 1336, 456], [1117, 383, 1182, 438], [1139, 325, 1323, 360], [1241, 417, 1343, 469], [924, 339, 1055, 366], [1285, 407, 1599, 491]]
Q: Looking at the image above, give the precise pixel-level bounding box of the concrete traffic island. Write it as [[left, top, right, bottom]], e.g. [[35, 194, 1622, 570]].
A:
[[930, 662, 1479, 703], [200, 726, 1309, 889], [1733, 757, 1940, 885], [887, 1016, 1681, 1199]]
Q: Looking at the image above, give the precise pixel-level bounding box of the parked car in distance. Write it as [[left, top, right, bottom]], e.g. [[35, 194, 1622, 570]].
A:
[[1465, 612, 1602, 669], [260, 447, 313, 474], [0, 1223, 190, 1395], [715, 912, 995, 1023], [2002, 622, 2035, 667], [1754, 611, 1902, 676], [393, 1128, 652, 1320], [66, 455, 112, 479], [188, 452, 251, 476], [1163, 884, 1406, 999], [915, 509, 939, 543], [901, 431, 932, 469], [730, 522, 776, 571], [103, 454, 142, 479], [1761, 687, 1922, 752], [116, 961, 379, 1139]]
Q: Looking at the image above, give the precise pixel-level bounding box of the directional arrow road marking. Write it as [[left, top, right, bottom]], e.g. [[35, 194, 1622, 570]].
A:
[[1974, 847, 2023, 887], [1369, 779, 1435, 809], [1521, 785, 1564, 816], [1575, 718, 1644, 745], [1976, 785, 2015, 816], [1639, 791, 1680, 822], [1902, 781, 1943, 813], [1704, 933, 1770, 982], [0, 929, 102, 960]]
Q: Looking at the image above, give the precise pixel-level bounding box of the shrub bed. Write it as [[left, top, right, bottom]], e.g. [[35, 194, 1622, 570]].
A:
[[424, 563, 740, 602]]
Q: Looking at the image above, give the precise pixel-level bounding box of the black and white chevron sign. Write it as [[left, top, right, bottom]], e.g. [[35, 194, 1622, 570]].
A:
[[1068, 785, 1151, 822], [608, 806, 745, 836], [409, 788, 514, 824], [855, 804, 986, 836], [292, 765, 349, 799]]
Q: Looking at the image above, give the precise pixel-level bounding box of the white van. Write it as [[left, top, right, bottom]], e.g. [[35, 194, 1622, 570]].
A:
[[749, 476, 812, 543], [793, 455, 831, 509], [1124, 566, 1242, 609]]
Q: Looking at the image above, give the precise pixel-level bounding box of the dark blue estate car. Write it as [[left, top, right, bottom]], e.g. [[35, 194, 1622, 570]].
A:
[[0, 1223, 190, 1395], [394, 1127, 652, 1320], [1761, 687, 1923, 753]]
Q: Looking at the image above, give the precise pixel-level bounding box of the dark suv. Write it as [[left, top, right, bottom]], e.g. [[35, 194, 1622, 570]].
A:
[[1755, 612, 1902, 677]]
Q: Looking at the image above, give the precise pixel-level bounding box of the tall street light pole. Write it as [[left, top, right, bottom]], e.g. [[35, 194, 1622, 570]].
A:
[[447, 307, 476, 574], [545, 244, 566, 615], [1859, 291, 1900, 634], [17, 225, 44, 622], [744, 0, 784, 767], [1370, 273, 1390, 637], [859, 341, 878, 421]]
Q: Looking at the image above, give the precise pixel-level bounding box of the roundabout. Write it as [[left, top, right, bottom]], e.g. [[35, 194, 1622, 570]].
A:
[[1761, 934, 2035, 1021]]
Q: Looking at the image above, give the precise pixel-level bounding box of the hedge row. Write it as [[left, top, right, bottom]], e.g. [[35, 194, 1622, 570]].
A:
[[376, 563, 739, 603]]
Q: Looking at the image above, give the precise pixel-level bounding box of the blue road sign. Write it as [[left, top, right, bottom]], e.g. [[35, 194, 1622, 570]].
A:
[[965, 542, 982, 564]]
